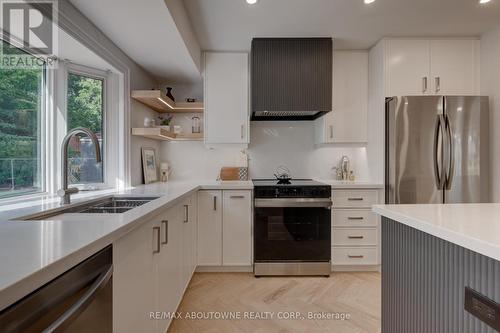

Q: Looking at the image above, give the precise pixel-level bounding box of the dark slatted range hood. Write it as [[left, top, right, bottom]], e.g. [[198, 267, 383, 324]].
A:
[[251, 38, 333, 121]]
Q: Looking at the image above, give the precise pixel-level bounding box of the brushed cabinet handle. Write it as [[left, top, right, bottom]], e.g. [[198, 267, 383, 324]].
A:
[[422, 77, 428, 93], [241, 125, 244, 139], [347, 217, 364, 220], [435, 77, 441, 93], [230, 195, 245, 199], [347, 197, 364, 201], [213, 196, 217, 211], [153, 226, 161, 254], [161, 220, 168, 245], [329, 125, 333, 139], [348, 255, 364, 259], [348, 236, 364, 239], [183, 205, 189, 223]]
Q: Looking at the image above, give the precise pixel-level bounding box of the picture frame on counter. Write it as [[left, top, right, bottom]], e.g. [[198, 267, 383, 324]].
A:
[[141, 147, 158, 184]]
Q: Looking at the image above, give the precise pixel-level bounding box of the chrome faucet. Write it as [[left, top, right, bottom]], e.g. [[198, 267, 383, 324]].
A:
[[57, 127, 102, 204]]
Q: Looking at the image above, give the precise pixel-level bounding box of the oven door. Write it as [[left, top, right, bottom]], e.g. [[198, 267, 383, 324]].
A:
[[254, 199, 331, 262]]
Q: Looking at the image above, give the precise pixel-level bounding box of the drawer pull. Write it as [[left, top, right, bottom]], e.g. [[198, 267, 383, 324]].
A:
[[230, 195, 245, 199], [348, 236, 364, 239], [348, 255, 365, 259], [348, 197, 364, 201], [347, 217, 364, 220]]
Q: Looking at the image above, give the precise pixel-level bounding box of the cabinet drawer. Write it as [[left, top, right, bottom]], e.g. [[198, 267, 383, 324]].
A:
[[332, 247, 378, 265], [332, 210, 378, 227], [332, 190, 378, 208], [332, 228, 378, 246]]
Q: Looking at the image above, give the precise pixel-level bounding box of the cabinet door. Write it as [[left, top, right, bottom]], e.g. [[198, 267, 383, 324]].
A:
[[204, 52, 249, 144], [181, 194, 197, 287], [314, 110, 335, 144], [113, 218, 160, 333], [222, 190, 252, 266], [386, 39, 430, 96], [430, 40, 479, 95], [332, 51, 368, 143], [156, 207, 182, 333], [197, 190, 223, 265]]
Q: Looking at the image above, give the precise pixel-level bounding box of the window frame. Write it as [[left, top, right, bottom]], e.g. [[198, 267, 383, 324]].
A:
[[0, 36, 48, 199], [57, 61, 115, 191]]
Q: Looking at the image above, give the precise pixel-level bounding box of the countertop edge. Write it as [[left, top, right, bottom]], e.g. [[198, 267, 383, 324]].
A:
[[373, 205, 500, 262]]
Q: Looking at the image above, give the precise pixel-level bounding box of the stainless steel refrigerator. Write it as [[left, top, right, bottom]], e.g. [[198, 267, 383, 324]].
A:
[[385, 96, 490, 204]]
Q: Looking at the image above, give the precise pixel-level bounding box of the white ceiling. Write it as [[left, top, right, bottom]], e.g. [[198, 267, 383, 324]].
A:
[[184, 0, 500, 50], [70, 0, 202, 83]]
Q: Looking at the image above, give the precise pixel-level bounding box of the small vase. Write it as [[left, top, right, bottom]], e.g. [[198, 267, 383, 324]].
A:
[[166, 87, 175, 102]]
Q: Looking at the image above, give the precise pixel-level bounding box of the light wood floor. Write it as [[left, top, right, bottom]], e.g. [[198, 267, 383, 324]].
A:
[[168, 272, 381, 333]]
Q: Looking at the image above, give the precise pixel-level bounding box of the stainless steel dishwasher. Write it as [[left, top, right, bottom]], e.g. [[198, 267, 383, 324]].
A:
[[0, 246, 112, 333]]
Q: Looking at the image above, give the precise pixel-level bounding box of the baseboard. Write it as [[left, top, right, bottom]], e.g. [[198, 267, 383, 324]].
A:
[[332, 265, 381, 272], [195, 265, 253, 273]]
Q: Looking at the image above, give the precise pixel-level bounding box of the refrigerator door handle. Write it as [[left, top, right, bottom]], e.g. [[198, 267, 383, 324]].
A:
[[434, 115, 446, 190], [444, 115, 454, 190]]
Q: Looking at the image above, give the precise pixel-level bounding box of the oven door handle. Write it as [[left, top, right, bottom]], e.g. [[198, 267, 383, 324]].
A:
[[255, 198, 333, 208]]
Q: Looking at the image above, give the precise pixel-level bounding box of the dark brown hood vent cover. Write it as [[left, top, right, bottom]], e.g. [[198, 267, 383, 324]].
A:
[[251, 38, 332, 121]]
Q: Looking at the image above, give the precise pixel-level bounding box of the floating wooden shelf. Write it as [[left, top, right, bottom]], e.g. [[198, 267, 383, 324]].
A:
[[131, 90, 203, 113], [132, 128, 203, 141]]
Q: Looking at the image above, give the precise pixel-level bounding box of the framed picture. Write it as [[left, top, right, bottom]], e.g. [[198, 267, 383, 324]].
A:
[[141, 147, 158, 184]]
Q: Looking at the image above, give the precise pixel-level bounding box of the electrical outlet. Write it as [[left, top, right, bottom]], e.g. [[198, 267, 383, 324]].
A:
[[465, 287, 500, 330]]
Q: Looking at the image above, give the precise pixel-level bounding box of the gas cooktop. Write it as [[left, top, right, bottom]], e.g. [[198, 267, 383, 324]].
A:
[[252, 179, 328, 187]]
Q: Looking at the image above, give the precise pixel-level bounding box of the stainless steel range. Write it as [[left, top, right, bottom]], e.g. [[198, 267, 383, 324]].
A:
[[253, 179, 332, 277]]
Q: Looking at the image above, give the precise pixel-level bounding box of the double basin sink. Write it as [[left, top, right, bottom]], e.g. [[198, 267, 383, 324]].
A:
[[19, 196, 160, 221]]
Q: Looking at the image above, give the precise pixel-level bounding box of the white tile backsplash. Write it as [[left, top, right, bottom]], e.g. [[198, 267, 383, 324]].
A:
[[160, 121, 370, 181]]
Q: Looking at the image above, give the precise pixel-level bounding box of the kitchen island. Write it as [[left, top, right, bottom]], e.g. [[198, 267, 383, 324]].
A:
[[373, 204, 500, 333]]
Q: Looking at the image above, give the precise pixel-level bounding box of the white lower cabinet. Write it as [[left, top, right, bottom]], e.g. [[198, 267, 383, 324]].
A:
[[331, 188, 382, 270], [197, 190, 223, 265], [181, 194, 197, 285], [157, 207, 182, 331], [198, 190, 252, 268], [222, 191, 252, 266], [113, 218, 159, 333], [113, 193, 198, 333]]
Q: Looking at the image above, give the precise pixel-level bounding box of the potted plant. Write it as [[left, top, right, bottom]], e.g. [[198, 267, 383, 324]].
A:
[[158, 114, 173, 131]]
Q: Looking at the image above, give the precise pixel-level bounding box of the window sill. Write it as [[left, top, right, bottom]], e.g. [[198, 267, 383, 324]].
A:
[[0, 188, 117, 211]]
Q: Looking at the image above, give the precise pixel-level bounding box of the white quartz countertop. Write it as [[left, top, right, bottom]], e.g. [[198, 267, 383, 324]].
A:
[[0, 180, 253, 311], [373, 204, 500, 262]]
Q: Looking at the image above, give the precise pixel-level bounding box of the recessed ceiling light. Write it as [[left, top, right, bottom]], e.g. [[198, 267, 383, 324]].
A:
[[246, 0, 258, 4], [479, 0, 491, 3], [364, 0, 376, 4]]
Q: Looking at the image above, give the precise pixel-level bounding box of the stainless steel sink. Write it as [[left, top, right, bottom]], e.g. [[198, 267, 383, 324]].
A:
[[16, 196, 160, 220]]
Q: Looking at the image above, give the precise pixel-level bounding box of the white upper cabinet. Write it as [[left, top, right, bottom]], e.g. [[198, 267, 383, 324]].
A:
[[386, 39, 431, 96], [384, 38, 480, 97], [429, 40, 480, 95], [203, 52, 249, 144], [315, 51, 368, 144], [332, 51, 368, 143]]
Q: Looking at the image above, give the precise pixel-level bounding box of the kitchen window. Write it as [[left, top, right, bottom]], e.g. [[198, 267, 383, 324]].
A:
[[66, 71, 105, 186], [0, 37, 119, 201], [0, 40, 45, 199]]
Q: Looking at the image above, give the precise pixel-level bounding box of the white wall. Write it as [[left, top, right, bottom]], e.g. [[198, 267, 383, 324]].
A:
[[59, 0, 160, 186], [160, 121, 370, 181], [481, 25, 500, 202]]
